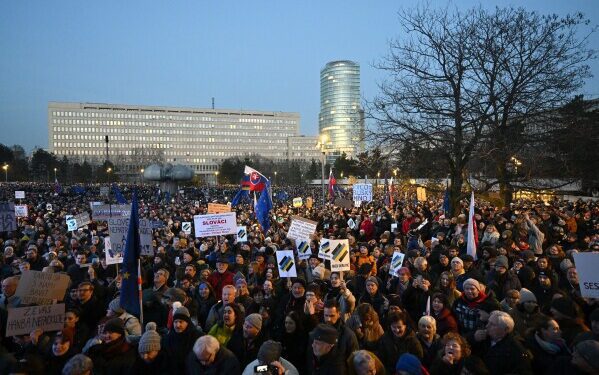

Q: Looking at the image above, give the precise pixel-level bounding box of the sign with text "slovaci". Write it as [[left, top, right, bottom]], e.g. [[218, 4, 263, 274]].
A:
[[194, 212, 238, 237]]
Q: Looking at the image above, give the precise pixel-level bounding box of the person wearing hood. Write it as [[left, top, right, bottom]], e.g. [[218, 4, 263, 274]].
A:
[[485, 255, 521, 301], [376, 310, 423, 374], [451, 278, 500, 335], [162, 305, 202, 374]]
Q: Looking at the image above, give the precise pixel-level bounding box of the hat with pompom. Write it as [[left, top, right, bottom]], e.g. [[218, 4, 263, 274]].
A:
[[138, 322, 161, 353]]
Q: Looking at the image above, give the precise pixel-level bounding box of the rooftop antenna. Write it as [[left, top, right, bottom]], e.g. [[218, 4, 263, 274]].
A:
[[212, 97, 215, 109]]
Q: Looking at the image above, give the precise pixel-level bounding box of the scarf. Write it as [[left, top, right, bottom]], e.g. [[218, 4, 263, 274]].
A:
[[463, 290, 488, 308], [534, 332, 568, 355]]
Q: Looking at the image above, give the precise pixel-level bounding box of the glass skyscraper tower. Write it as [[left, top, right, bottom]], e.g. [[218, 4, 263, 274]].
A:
[[319, 60, 364, 161]]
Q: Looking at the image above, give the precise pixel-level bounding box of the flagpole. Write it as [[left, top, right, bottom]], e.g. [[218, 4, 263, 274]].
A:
[[138, 258, 144, 328]]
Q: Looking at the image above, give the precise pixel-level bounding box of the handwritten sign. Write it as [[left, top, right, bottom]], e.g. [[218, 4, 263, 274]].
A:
[[287, 216, 318, 240], [6, 304, 65, 337], [276, 250, 297, 278], [108, 217, 153, 261], [15, 270, 71, 305], [0, 202, 16, 232], [207, 203, 231, 214], [74, 212, 91, 228], [353, 184, 372, 202], [194, 212, 238, 237]]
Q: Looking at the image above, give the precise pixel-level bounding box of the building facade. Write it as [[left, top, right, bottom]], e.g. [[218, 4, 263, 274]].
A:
[[287, 136, 321, 161], [319, 60, 365, 162], [48, 102, 315, 179]]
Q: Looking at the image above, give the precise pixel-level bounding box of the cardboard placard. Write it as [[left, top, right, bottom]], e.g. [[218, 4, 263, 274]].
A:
[[237, 226, 247, 242], [296, 238, 312, 260], [334, 197, 353, 209], [305, 197, 313, 209], [347, 218, 356, 230], [391, 223, 398, 232], [193, 212, 238, 237], [390, 251, 406, 276], [14, 205, 28, 218], [182, 222, 192, 235], [6, 304, 65, 337], [66, 216, 77, 231], [287, 216, 318, 240], [0, 202, 16, 232], [104, 237, 120, 265], [353, 184, 372, 202], [15, 191, 25, 199], [573, 252, 599, 299], [416, 186, 427, 201], [293, 197, 303, 208], [92, 204, 132, 221], [276, 250, 297, 278], [207, 203, 231, 214], [15, 270, 71, 305]]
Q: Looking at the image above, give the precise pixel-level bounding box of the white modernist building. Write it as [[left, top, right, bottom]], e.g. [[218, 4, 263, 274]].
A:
[[48, 102, 320, 180]]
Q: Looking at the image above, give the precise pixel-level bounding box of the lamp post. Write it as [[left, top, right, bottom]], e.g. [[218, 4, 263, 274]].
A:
[[274, 171, 277, 186], [317, 134, 328, 205], [2, 164, 7, 183], [106, 167, 112, 183], [53, 167, 57, 181], [140, 168, 145, 185], [215, 171, 219, 186]]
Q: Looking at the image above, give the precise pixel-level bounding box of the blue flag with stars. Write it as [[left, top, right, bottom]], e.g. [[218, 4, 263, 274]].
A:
[[119, 192, 141, 317]]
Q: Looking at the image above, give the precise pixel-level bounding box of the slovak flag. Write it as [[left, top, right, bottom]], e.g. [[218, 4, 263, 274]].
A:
[[244, 166, 268, 192], [466, 191, 478, 260], [328, 168, 336, 200]]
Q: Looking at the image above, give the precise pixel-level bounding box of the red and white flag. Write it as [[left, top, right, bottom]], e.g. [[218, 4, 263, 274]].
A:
[[466, 191, 478, 260]]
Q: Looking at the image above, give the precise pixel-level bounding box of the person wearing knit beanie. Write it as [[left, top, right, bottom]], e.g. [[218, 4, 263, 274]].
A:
[[173, 305, 192, 325], [395, 353, 423, 375], [102, 317, 126, 337], [463, 278, 481, 292], [107, 298, 125, 316], [138, 322, 161, 357], [244, 313, 263, 332], [519, 288, 537, 304]]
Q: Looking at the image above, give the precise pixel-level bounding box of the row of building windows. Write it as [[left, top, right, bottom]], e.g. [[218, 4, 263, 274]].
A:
[[52, 119, 296, 132], [51, 110, 297, 125]]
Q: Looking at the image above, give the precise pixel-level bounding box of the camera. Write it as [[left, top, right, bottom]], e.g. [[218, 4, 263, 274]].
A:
[[254, 364, 278, 374]]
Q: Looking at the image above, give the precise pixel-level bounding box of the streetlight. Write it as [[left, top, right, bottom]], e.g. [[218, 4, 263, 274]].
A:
[[511, 157, 522, 175], [317, 134, 328, 205], [393, 169, 398, 178], [140, 168, 145, 185], [215, 171, 219, 185], [2, 164, 7, 183], [340, 172, 344, 179], [53, 167, 57, 181], [274, 171, 277, 186]]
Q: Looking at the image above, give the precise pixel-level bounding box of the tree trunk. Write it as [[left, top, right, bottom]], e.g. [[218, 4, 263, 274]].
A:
[[449, 171, 464, 217], [497, 163, 513, 206]]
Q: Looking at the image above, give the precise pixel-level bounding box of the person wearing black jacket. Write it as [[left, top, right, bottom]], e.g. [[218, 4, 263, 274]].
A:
[[306, 323, 346, 375]]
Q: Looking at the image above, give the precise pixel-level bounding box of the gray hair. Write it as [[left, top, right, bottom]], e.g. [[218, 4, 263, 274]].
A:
[[418, 315, 437, 329], [193, 335, 220, 356], [62, 354, 93, 375], [490, 310, 514, 333], [352, 350, 375, 369]]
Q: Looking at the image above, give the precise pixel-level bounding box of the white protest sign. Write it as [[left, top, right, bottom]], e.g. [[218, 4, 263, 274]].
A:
[[391, 223, 398, 232], [287, 216, 318, 240], [293, 197, 303, 208], [89, 201, 103, 211], [296, 238, 312, 260], [573, 252, 599, 299], [107, 217, 154, 260], [74, 212, 91, 228], [15, 191, 25, 199], [354, 200, 362, 207], [276, 250, 297, 278], [347, 218, 356, 230], [15, 270, 71, 305], [92, 204, 131, 221], [14, 205, 28, 218], [390, 251, 406, 276], [6, 304, 65, 337], [193, 212, 237, 237], [330, 239, 350, 272], [46, 203, 53, 211], [104, 237, 121, 265], [353, 184, 372, 202], [0, 202, 16, 232], [182, 222, 192, 235], [66, 217, 77, 231], [237, 226, 247, 242]]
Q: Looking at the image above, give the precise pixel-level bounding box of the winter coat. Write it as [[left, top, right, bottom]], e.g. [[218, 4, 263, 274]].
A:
[[306, 346, 347, 375], [432, 307, 458, 336], [451, 291, 500, 335], [86, 336, 137, 375], [485, 270, 521, 301], [185, 345, 241, 375], [376, 330, 424, 374], [478, 333, 533, 375]]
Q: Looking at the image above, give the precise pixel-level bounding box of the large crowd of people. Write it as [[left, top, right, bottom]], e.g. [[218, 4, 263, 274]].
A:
[[0, 181, 598, 375]]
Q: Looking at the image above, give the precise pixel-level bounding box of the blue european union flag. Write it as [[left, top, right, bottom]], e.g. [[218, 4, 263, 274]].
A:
[[119, 192, 141, 317], [255, 180, 273, 232], [443, 188, 451, 214], [231, 189, 250, 207], [112, 183, 127, 204]]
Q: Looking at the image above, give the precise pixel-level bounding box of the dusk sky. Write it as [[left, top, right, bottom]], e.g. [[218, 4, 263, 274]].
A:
[[1, 0, 597, 152]]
